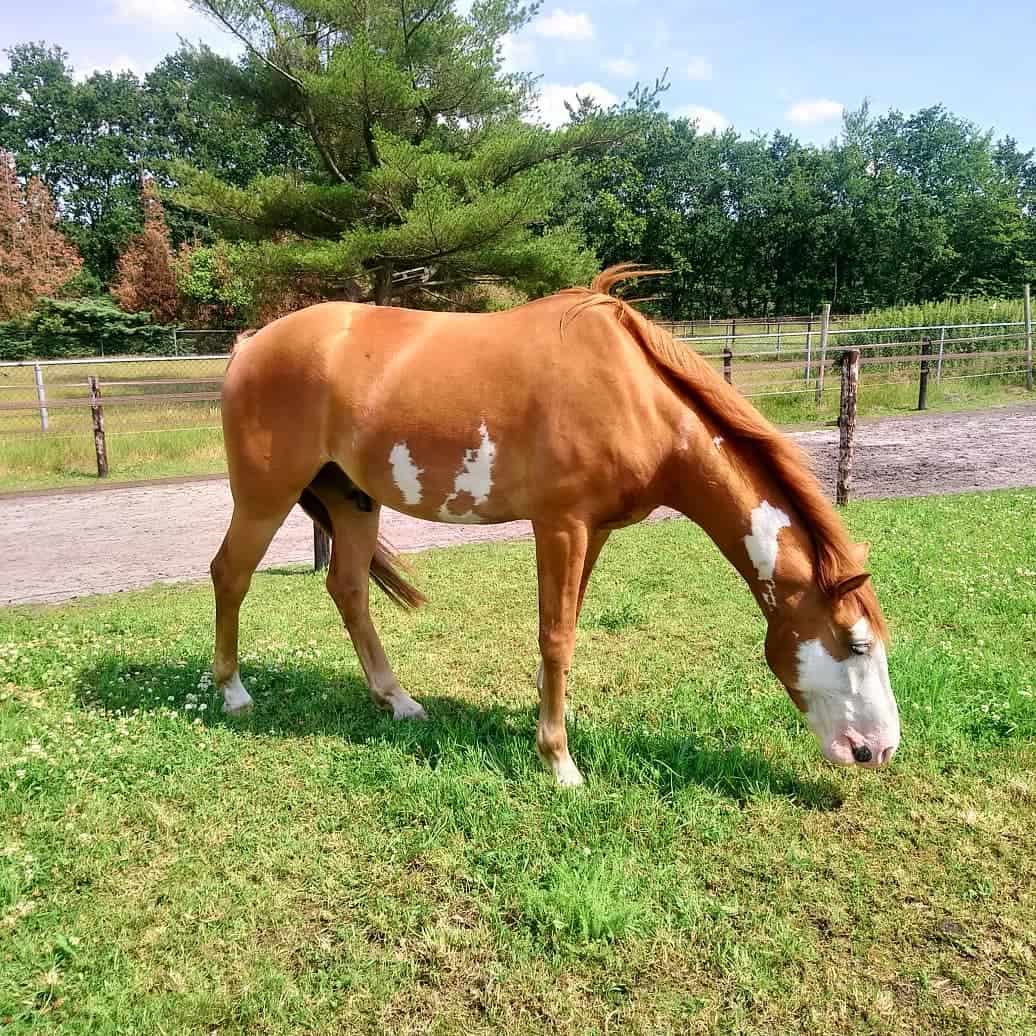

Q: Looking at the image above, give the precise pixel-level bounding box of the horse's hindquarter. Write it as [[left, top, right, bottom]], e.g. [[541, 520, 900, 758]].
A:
[[330, 300, 674, 526]]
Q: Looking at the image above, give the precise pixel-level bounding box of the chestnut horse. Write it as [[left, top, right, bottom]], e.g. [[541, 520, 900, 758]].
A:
[[211, 266, 900, 785]]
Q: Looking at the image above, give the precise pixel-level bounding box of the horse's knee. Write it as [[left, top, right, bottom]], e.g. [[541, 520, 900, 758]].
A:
[[211, 548, 250, 601], [326, 574, 368, 625], [538, 627, 574, 673]]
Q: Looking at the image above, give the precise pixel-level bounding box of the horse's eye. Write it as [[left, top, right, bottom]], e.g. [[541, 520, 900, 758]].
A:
[[850, 641, 871, 656]]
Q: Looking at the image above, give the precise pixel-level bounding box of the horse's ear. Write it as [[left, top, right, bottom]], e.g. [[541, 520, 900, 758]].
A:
[[831, 572, 871, 600], [852, 541, 871, 567]]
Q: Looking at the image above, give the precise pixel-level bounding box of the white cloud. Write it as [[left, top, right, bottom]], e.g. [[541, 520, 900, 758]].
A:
[[605, 57, 637, 78], [536, 82, 618, 127], [686, 56, 712, 81], [534, 9, 595, 41], [675, 104, 729, 133], [499, 33, 537, 73], [785, 98, 844, 124], [76, 55, 146, 81], [110, 0, 200, 30]]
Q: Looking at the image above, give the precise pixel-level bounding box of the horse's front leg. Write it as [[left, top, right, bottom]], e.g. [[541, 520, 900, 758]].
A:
[[532, 521, 592, 787]]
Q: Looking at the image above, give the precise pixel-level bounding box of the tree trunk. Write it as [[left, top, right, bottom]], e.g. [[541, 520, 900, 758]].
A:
[[373, 265, 393, 306]]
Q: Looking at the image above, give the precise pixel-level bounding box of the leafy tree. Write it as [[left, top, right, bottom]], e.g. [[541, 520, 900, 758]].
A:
[[111, 179, 179, 323], [0, 44, 148, 280], [174, 0, 607, 303], [0, 297, 169, 360], [0, 151, 82, 319]]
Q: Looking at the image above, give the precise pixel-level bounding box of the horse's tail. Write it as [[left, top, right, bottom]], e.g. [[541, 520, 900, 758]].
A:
[[297, 464, 427, 610], [370, 539, 427, 609]]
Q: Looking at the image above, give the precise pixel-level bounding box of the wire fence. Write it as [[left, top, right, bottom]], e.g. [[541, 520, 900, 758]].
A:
[[0, 308, 1032, 485]]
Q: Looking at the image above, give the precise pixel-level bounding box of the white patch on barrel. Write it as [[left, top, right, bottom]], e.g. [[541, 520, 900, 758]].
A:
[[389, 442, 423, 506], [439, 421, 496, 522]]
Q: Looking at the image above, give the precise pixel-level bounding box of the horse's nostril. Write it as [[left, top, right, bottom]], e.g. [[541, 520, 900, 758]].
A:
[[851, 744, 873, 764]]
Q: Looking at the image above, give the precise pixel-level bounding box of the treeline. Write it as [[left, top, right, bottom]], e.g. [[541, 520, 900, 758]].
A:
[[1, 1, 1034, 355]]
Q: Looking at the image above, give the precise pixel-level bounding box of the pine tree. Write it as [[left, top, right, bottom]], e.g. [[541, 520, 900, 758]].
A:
[[176, 0, 613, 304], [111, 178, 179, 322], [0, 151, 83, 319]]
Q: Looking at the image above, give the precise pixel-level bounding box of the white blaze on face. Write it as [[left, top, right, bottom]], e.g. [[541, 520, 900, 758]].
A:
[[389, 442, 424, 506], [439, 421, 497, 522], [744, 501, 791, 611], [795, 618, 900, 765]]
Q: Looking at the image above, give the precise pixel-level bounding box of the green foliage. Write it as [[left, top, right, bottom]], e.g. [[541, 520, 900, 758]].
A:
[[172, 0, 608, 302], [0, 298, 170, 360], [174, 241, 258, 326], [577, 104, 1036, 317]]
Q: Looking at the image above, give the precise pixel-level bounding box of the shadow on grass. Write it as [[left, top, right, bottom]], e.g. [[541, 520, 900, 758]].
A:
[[74, 656, 843, 811]]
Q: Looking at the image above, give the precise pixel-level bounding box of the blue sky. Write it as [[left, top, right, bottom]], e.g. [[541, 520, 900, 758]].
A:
[[2, 0, 1033, 148]]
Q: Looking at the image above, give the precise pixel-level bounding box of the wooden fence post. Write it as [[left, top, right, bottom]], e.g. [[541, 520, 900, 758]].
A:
[[935, 325, 946, 382], [804, 319, 813, 382], [917, 337, 933, 411], [814, 303, 831, 403], [836, 349, 860, 506], [723, 344, 733, 384], [313, 524, 331, 571], [33, 362, 48, 432], [1025, 283, 1033, 392], [88, 376, 109, 477]]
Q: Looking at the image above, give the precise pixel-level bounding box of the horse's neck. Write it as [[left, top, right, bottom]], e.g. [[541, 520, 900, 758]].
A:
[[665, 418, 814, 618]]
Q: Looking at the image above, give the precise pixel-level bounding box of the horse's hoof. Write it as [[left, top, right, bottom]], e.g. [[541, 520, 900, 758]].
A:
[[220, 672, 253, 716], [391, 696, 428, 721]]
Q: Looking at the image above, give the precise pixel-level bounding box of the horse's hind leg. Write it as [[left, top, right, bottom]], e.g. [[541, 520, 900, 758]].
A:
[[314, 491, 426, 720], [211, 503, 294, 714]]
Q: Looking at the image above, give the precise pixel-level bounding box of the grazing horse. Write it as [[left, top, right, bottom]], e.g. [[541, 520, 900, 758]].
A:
[[211, 266, 900, 785]]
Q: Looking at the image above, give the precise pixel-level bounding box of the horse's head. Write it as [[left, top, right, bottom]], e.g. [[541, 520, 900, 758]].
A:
[[763, 547, 900, 768]]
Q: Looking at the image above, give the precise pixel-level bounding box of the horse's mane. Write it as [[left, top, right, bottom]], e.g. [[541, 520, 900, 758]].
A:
[[561, 264, 888, 641]]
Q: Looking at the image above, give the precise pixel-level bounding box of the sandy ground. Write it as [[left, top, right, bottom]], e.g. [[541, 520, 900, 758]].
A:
[[5, 403, 1034, 606]]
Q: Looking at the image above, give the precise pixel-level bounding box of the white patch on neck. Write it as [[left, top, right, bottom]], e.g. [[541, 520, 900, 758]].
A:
[[744, 501, 791, 610], [439, 421, 496, 522], [389, 442, 424, 506], [744, 501, 791, 582]]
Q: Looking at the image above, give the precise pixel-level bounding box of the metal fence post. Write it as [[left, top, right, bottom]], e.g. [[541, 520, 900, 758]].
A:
[[917, 337, 933, 411], [33, 362, 49, 432], [804, 319, 813, 382], [836, 349, 860, 506], [814, 303, 831, 403], [936, 325, 946, 383], [88, 375, 109, 477], [1025, 284, 1033, 392]]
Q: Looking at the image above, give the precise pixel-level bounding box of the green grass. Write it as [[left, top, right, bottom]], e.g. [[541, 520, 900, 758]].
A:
[[2, 491, 1035, 1033]]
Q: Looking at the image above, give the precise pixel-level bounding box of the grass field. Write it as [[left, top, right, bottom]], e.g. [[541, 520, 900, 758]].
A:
[[2, 490, 1035, 1033]]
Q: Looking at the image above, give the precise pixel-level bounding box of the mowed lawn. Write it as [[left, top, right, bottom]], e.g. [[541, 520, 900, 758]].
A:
[[2, 491, 1035, 1034]]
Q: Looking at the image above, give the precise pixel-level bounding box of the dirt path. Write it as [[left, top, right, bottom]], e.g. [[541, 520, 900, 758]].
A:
[[5, 404, 1034, 606]]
